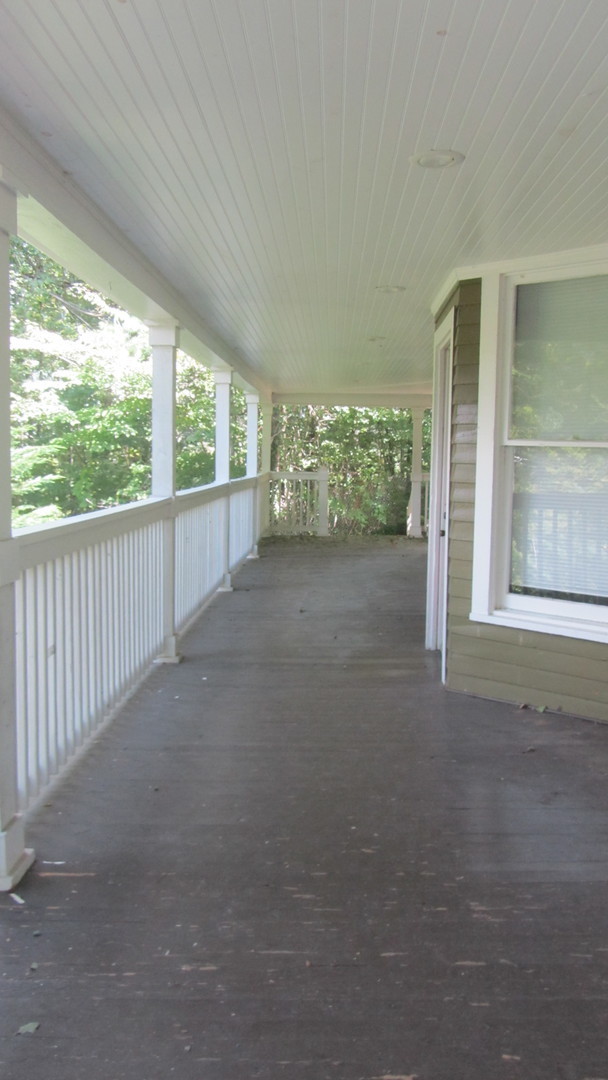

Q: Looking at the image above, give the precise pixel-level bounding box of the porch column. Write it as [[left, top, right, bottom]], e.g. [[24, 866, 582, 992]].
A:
[[260, 401, 273, 534], [245, 393, 260, 558], [0, 181, 34, 889], [245, 393, 259, 478], [215, 370, 233, 589], [260, 402, 272, 474], [150, 322, 181, 663], [318, 466, 329, 536], [408, 407, 424, 538]]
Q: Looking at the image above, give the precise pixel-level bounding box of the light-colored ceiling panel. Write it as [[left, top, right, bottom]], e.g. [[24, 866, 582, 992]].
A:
[[0, 0, 607, 395]]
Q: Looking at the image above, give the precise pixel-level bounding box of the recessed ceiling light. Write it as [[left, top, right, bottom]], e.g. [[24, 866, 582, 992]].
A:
[[375, 285, 406, 294], [413, 148, 465, 169]]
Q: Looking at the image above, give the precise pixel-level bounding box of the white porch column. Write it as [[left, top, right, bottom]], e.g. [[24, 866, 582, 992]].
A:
[[0, 181, 34, 889], [245, 393, 259, 478], [215, 371, 233, 589], [150, 322, 182, 663], [245, 393, 260, 558], [408, 407, 424, 538], [259, 401, 273, 534], [318, 466, 329, 536], [260, 402, 273, 475]]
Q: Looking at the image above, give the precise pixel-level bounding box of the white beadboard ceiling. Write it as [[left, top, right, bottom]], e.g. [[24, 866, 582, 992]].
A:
[[0, 0, 608, 398]]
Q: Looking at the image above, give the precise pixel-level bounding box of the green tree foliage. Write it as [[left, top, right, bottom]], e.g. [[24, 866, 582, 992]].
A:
[[173, 356, 246, 489], [10, 239, 228, 526], [11, 238, 155, 525], [10, 237, 423, 534], [272, 405, 431, 534]]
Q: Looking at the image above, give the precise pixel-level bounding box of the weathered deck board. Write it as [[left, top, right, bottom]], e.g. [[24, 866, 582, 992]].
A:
[[1, 536, 608, 1080]]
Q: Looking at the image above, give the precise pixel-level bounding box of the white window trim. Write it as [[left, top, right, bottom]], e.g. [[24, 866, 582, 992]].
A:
[[470, 257, 608, 646]]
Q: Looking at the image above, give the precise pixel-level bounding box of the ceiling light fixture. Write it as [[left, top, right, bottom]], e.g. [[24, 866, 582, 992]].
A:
[[375, 285, 406, 294], [413, 148, 465, 169]]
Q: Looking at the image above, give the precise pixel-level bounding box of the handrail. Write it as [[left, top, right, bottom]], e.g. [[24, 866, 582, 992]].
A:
[[11, 474, 263, 815], [268, 468, 329, 536], [9, 475, 258, 578]]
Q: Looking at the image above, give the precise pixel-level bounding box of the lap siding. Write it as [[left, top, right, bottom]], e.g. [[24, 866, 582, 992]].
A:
[[437, 276, 608, 723]]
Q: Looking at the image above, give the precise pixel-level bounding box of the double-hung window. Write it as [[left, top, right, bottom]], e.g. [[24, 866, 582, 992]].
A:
[[472, 261, 608, 643]]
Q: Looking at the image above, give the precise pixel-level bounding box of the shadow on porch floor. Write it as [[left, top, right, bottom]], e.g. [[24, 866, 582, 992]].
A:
[[1, 536, 608, 1079]]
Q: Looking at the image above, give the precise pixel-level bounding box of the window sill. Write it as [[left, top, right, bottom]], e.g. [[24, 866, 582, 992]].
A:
[[469, 608, 608, 646]]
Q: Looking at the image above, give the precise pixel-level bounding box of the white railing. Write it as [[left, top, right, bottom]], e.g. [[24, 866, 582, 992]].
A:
[[229, 484, 256, 567], [407, 472, 431, 536], [268, 469, 329, 535], [11, 477, 259, 812], [174, 489, 225, 630], [422, 472, 430, 534]]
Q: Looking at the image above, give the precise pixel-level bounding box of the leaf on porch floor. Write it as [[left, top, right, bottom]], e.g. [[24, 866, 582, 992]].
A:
[[16, 1022, 40, 1035]]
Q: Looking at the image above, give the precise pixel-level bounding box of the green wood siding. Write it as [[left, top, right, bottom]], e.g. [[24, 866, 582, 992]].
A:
[[435, 279, 608, 723]]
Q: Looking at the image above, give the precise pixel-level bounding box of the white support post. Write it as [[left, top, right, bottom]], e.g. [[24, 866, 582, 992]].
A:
[[245, 393, 260, 558], [150, 322, 182, 664], [260, 401, 273, 534], [215, 371, 233, 590], [318, 467, 329, 536], [245, 393, 259, 478], [408, 407, 424, 538], [0, 182, 35, 889], [260, 402, 272, 475]]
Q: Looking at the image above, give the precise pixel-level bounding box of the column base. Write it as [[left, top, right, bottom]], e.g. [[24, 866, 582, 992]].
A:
[[0, 848, 35, 892], [0, 817, 35, 892], [153, 634, 182, 664]]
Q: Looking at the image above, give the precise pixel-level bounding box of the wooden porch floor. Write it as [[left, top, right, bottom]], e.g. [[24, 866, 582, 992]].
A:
[[2, 536, 608, 1079]]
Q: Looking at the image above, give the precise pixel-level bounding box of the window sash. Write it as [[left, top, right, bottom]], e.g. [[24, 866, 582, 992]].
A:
[[470, 261, 608, 644]]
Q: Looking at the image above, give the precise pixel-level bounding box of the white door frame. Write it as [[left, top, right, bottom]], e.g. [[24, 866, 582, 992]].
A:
[[425, 309, 455, 681]]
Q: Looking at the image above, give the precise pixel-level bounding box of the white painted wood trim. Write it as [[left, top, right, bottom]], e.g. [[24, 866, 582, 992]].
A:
[[433, 244, 608, 318], [0, 104, 270, 395], [273, 391, 432, 408], [260, 404, 273, 475], [245, 394, 259, 478], [470, 271, 503, 619], [0, 181, 35, 885], [471, 611, 608, 647], [0, 184, 15, 541], [407, 407, 424, 538], [3, 478, 258, 584], [150, 324, 179, 499], [425, 309, 454, 654], [214, 371, 232, 486], [469, 257, 608, 643]]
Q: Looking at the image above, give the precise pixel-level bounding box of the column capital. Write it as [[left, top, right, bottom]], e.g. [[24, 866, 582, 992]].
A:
[[245, 392, 260, 406], [148, 322, 179, 349], [214, 369, 233, 386]]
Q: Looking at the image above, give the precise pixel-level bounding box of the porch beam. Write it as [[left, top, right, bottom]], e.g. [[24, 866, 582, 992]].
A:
[[0, 181, 35, 889], [273, 392, 432, 410]]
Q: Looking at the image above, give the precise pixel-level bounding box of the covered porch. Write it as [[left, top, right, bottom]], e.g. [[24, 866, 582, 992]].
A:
[[2, 537, 608, 1078]]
